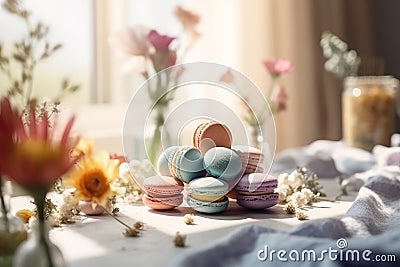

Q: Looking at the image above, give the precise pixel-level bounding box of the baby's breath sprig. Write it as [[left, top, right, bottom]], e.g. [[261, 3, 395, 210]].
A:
[[283, 202, 296, 214], [0, 0, 79, 120], [295, 209, 309, 221], [173, 232, 186, 247], [278, 167, 328, 215], [183, 214, 195, 225], [320, 31, 361, 79]]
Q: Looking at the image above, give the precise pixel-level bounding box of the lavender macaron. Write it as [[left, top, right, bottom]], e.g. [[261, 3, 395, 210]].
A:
[[235, 173, 278, 210]]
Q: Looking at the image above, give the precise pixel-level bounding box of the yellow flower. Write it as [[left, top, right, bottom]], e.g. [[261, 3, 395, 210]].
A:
[[65, 151, 119, 207], [15, 209, 35, 223], [72, 138, 94, 157]]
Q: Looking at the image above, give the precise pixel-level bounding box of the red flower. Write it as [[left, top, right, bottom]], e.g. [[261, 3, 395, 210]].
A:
[[0, 97, 20, 157], [148, 30, 175, 51], [0, 100, 80, 191], [263, 59, 293, 76]]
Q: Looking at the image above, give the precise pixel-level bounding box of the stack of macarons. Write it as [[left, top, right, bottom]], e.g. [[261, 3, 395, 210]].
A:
[[187, 120, 244, 213], [142, 119, 278, 212]]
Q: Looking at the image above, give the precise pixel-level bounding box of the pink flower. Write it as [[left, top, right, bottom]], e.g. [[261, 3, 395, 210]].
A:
[[110, 153, 127, 165], [263, 59, 293, 76], [219, 69, 235, 83], [0, 101, 80, 190], [271, 85, 288, 112], [148, 30, 176, 51], [150, 50, 177, 72], [109, 25, 151, 56]]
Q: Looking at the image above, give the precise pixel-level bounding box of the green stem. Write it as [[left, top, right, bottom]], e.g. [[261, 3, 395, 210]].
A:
[[34, 194, 55, 267], [267, 75, 278, 99], [0, 176, 10, 232]]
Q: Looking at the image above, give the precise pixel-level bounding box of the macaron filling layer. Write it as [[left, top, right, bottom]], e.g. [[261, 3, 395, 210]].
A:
[[189, 177, 229, 196], [187, 195, 229, 213], [143, 194, 183, 210], [236, 193, 279, 210]]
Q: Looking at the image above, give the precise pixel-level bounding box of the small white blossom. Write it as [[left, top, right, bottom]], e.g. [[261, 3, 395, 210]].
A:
[[288, 191, 307, 207], [295, 209, 309, 220], [300, 188, 315, 205], [287, 171, 303, 189]]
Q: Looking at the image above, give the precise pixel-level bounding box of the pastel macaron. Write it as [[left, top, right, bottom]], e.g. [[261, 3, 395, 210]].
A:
[[232, 145, 264, 174], [167, 146, 206, 183], [235, 173, 279, 210], [193, 120, 232, 154], [203, 147, 243, 181], [188, 177, 229, 213], [157, 146, 179, 176], [143, 175, 184, 210]]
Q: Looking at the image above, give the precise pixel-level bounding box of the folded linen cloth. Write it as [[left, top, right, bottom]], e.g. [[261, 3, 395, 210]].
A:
[[172, 173, 400, 267]]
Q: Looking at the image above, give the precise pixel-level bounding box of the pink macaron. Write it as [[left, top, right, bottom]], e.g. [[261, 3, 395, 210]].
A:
[[235, 173, 278, 210], [193, 120, 232, 154], [143, 175, 184, 210], [232, 145, 264, 174]]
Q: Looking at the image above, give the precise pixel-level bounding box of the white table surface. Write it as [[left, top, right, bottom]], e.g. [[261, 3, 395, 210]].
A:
[[10, 179, 355, 267]]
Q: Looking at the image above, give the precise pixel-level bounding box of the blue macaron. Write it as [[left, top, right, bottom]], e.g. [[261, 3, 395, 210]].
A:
[[203, 147, 243, 181], [157, 146, 179, 176], [188, 177, 229, 213], [168, 146, 206, 183]]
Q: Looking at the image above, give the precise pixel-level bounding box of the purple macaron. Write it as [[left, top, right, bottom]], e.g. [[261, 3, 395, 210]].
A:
[[235, 173, 279, 210]]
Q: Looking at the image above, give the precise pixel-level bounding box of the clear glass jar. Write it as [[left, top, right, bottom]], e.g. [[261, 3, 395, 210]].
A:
[[342, 76, 398, 151]]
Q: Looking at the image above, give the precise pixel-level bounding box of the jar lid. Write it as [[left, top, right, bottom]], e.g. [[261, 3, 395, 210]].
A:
[[344, 76, 399, 88]]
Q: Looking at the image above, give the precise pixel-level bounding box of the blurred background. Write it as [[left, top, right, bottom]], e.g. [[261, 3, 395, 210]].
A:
[[0, 0, 399, 154]]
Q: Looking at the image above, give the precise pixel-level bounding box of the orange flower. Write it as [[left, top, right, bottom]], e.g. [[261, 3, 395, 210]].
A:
[[174, 6, 201, 46], [0, 99, 80, 191], [175, 6, 200, 32]]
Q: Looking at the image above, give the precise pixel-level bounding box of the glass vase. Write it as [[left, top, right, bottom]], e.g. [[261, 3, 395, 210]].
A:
[[0, 178, 27, 267], [145, 105, 171, 165], [342, 76, 398, 151], [247, 126, 264, 149], [0, 213, 27, 267], [13, 221, 65, 267]]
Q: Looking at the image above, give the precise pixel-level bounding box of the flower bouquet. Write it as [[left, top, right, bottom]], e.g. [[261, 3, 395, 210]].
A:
[[109, 6, 201, 164], [220, 59, 292, 147]]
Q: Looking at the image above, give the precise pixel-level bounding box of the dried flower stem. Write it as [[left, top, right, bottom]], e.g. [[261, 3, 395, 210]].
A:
[[102, 206, 134, 232]]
